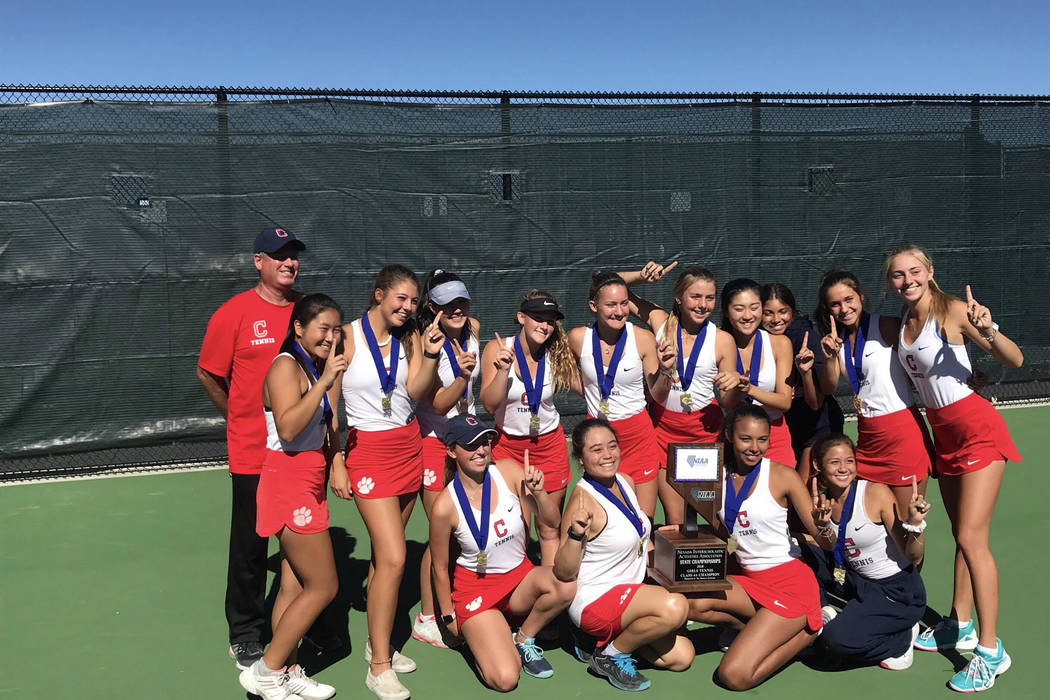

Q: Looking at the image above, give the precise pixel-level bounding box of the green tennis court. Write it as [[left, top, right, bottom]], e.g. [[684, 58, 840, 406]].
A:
[[4, 405, 1046, 698]]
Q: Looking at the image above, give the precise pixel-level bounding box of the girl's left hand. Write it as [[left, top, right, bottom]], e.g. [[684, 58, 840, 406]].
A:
[[907, 476, 932, 524], [965, 285, 994, 336]]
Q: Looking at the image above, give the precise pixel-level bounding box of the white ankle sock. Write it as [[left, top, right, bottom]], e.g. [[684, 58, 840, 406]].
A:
[[603, 642, 623, 657]]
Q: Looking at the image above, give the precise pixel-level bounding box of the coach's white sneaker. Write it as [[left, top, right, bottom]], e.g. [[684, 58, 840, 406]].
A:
[[286, 664, 336, 700]]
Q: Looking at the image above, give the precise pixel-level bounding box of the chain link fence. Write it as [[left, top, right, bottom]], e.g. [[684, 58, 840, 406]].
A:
[[1, 86, 1047, 479]]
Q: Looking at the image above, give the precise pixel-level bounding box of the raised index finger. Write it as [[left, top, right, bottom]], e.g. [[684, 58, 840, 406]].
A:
[[965, 284, 975, 304], [810, 476, 819, 500], [829, 315, 837, 337], [431, 310, 444, 329], [523, 448, 530, 471], [494, 331, 503, 343], [802, 331, 809, 347], [663, 260, 679, 274], [911, 474, 918, 498]]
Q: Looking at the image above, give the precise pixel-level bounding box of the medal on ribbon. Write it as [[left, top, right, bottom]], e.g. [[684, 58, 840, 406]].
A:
[[443, 329, 471, 413], [583, 474, 646, 558], [452, 468, 492, 569], [290, 341, 333, 425], [514, 336, 546, 431], [677, 322, 708, 410], [361, 314, 399, 415], [591, 323, 627, 418], [832, 482, 858, 586], [723, 462, 761, 555], [735, 331, 763, 403], [843, 312, 869, 413]]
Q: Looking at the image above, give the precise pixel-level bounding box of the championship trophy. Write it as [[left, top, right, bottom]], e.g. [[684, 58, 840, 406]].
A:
[[648, 442, 731, 592]]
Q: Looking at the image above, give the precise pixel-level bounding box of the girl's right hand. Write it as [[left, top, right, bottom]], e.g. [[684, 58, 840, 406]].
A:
[[329, 460, 352, 500], [820, 316, 844, 360], [320, 351, 349, 390], [492, 332, 514, 371], [810, 477, 831, 529], [451, 338, 477, 378]]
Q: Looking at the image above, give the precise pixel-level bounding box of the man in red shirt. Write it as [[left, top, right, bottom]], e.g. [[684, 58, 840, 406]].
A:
[[197, 226, 305, 670]]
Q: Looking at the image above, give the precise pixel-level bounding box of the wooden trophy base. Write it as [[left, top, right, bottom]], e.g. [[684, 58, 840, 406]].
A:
[[647, 525, 731, 592]]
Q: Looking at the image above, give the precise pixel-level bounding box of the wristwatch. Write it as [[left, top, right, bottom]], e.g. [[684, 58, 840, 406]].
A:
[[440, 612, 456, 625]]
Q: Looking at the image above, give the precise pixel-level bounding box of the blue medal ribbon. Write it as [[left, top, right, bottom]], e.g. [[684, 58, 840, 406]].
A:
[[591, 323, 628, 402], [843, 312, 869, 396], [513, 336, 546, 417], [443, 328, 471, 399], [833, 482, 858, 569], [361, 314, 400, 396], [677, 322, 708, 390], [452, 469, 491, 554], [290, 341, 333, 424], [723, 462, 761, 535], [583, 474, 644, 537], [734, 331, 763, 404]]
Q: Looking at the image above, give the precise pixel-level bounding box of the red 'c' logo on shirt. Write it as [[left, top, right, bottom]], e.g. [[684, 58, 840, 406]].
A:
[[737, 510, 750, 528], [253, 320, 267, 338], [845, 537, 860, 558], [520, 392, 530, 407], [493, 519, 508, 538], [905, 354, 917, 372]]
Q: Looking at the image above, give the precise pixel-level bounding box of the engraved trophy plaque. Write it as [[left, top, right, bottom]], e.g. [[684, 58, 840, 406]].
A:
[[648, 442, 731, 592]]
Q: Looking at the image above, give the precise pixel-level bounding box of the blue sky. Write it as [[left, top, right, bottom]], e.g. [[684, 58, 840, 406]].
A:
[[3, 0, 1047, 94]]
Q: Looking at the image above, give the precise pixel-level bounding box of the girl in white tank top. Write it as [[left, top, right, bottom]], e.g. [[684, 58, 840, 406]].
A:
[[616, 262, 738, 526], [428, 415, 575, 691], [816, 269, 934, 521], [808, 433, 929, 668], [686, 404, 825, 691], [479, 292, 580, 567], [885, 245, 1023, 690], [554, 419, 695, 686], [568, 272, 672, 519]]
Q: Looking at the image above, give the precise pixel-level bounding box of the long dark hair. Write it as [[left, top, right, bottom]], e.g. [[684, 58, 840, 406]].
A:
[[723, 403, 771, 469], [367, 264, 419, 361], [280, 293, 343, 379], [814, 269, 867, 335], [720, 278, 762, 332], [760, 282, 803, 320]]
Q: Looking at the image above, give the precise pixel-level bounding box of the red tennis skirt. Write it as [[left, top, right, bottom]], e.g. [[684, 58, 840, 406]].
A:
[[856, 406, 934, 485], [345, 420, 424, 499], [925, 393, 1021, 476], [590, 410, 661, 485], [491, 427, 571, 492], [649, 401, 725, 469], [451, 559, 535, 623], [731, 558, 822, 633], [579, 583, 642, 645], [420, 435, 453, 492], [765, 415, 797, 469], [256, 448, 329, 537]]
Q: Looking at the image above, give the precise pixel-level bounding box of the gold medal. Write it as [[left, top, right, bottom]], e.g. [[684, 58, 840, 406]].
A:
[[530, 414, 540, 430], [726, 535, 738, 554], [381, 394, 393, 414], [638, 538, 646, 557], [680, 392, 693, 408], [833, 566, 846, 585], [852, 394, 865, 412], [477, 550, 488, 567], [599, 399, 610, 416]]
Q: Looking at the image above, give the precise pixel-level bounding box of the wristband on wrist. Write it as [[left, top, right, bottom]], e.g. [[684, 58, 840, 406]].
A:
[[901, 519, 927, 535], [982, 322, 999, 343], [423, 349, 441, 359], [567, 528, 585, 542]]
